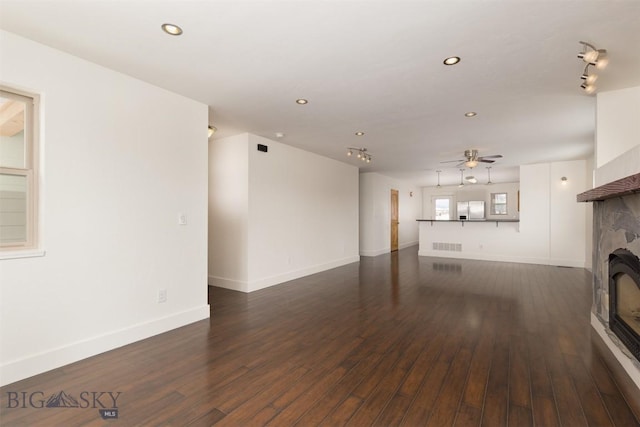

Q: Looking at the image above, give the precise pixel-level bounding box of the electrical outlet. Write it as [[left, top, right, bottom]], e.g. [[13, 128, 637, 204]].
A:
[[158, 289, 167, 303], [178, 213, 187, 225]]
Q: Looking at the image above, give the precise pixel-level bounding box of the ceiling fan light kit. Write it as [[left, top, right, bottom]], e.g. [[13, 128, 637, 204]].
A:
[[465, 159, 478, 168], [578, 41, 608, 94]]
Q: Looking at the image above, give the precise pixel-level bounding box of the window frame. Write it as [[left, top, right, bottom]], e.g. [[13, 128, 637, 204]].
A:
[[490, 192, 508, 216], [0, 86, 40, 253]]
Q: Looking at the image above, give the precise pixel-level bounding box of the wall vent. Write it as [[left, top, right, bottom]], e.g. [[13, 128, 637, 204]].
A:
[[432, 242, 462, 252]]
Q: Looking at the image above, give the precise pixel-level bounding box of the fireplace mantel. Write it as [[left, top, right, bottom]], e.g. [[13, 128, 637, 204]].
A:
[[577, 173, 640, 202]]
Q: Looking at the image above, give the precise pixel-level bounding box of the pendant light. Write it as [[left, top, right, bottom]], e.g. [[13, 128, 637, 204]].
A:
[[458, 169, 465, 188], [486, 166, 493, 185], [436, 170, 441, 188]]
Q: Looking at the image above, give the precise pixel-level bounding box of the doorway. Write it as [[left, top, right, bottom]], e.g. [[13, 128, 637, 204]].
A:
[[391, 189, 399, 252]]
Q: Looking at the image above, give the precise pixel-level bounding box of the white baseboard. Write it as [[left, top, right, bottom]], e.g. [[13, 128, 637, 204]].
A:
[[399, 241, 419, 250], [361, 242, 418, 257], [208, 275, 249, 292], [417, 249, 550, 266], [0, 305, 210, 387], [209, 256, 361, 293], [417, 249, 586, 268], [247, 255, 360, 292], [360, 248, 389, 257]]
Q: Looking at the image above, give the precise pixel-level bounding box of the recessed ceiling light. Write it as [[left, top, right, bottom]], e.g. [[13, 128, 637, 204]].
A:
[[464, 112, 477, 117], [161, 23, 183, 36], [355, 131, 365, 136], [275, 132, 285, 138], [295, 99, 308, 105], [443, 56, 461, 65]]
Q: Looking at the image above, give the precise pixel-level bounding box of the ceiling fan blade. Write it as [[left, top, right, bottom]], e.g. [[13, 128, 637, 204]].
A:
[[478, 154, 503, 159], [479, 159, 495, 163], [440, 159, 465, 163]]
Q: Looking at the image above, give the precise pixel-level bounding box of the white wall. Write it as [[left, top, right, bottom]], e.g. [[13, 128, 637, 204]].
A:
[[247, 134, 359, 290], [594, 86, 640, 189], [359, 172, 422, 256], [0, 31, 210, 386], [548, 161, 587, 265], [595, 86, 640, 171], [208, 134, 249, 287], [418, 160, 588, 267], [208, 134, 360, 292]]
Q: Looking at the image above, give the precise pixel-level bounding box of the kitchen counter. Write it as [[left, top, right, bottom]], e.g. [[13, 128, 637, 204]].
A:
[[416, 219, 519, 227]]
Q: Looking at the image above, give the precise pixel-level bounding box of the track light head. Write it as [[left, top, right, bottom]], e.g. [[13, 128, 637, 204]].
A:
[[580, 68, 598, 85], [581, 82, 596, 94], [593, 50, 609, 69]]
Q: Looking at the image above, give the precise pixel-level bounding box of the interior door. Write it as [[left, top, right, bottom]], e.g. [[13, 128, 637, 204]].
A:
[[391, 189, 399, 252]]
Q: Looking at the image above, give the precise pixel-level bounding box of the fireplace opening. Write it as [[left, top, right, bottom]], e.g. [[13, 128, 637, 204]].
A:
[[609, 248, 640, 362]]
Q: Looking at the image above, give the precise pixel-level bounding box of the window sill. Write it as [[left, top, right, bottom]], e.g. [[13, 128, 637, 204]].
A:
[[0, 249, 46, 260]]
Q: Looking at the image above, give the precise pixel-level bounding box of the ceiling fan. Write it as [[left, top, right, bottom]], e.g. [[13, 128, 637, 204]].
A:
[[441, 149, 503, 168]]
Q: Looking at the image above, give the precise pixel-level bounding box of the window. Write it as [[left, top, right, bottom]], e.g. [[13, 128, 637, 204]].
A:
[[433, 196, 452, 220], [0, 87, 39, 251], [491, 192, 508, 215]]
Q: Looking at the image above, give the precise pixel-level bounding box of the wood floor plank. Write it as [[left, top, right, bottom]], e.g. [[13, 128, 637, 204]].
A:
[[399, 358, 452, 426], [1, 247, 638, 427], [425, 345, 474, 427], [545, 348, 589, 426], [563, 353, 615, 427], [373, 393, 412, 427], [348, 362, 408, 426], [480, 333, 509, 427], [293, 352, 384, 425]]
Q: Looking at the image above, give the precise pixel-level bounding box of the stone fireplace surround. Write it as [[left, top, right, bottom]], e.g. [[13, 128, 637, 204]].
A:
[[578, 172, 640, 394]]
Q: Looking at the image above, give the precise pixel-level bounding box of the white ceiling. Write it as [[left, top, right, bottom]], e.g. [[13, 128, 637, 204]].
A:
[[1, 0, 639, 186]]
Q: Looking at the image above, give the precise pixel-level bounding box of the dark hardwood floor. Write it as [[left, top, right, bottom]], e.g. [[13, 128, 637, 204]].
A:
[[2, 246, 639, 426]]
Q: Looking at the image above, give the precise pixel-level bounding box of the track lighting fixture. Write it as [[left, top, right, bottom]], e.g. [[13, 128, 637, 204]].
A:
[[578, 41, 608, 95], [578, 41, 608, 69], [347, 147, 372, 164]]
